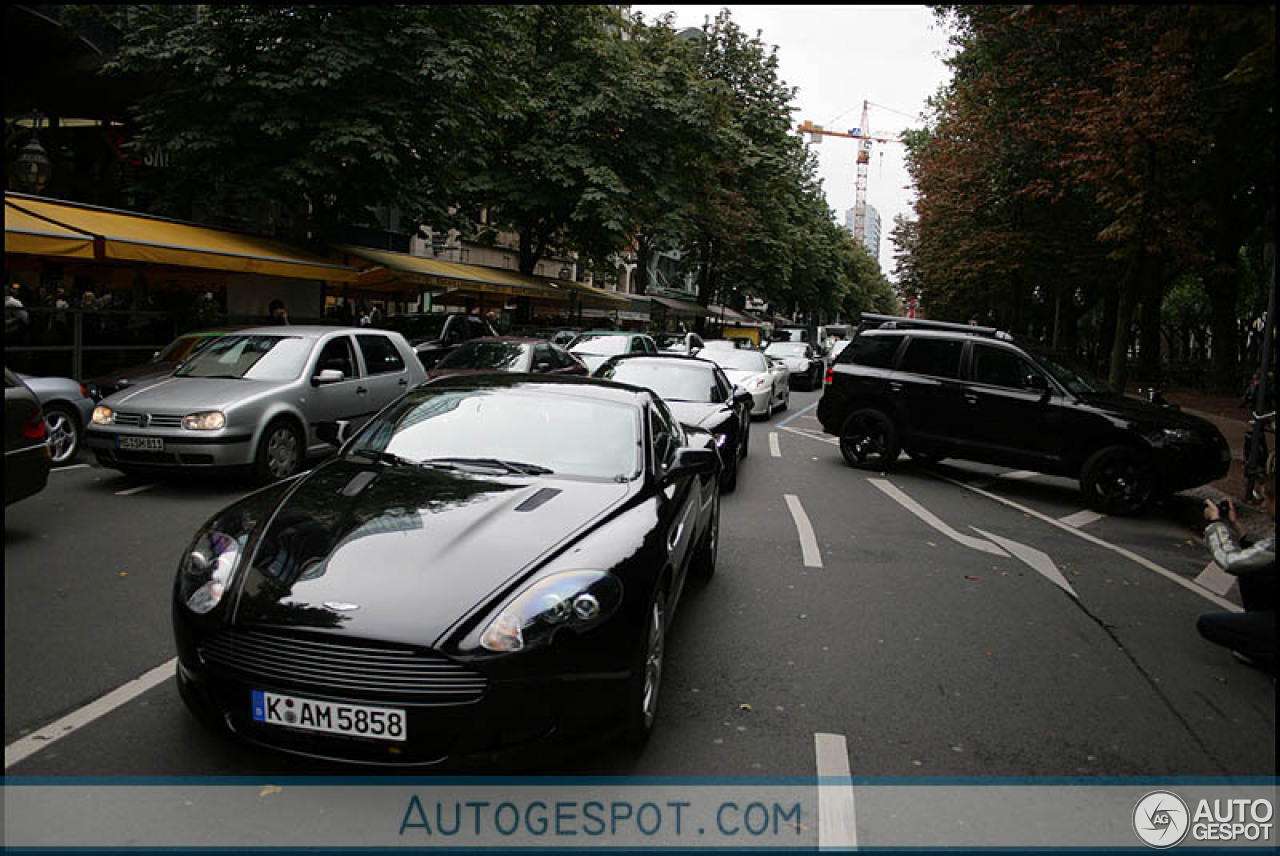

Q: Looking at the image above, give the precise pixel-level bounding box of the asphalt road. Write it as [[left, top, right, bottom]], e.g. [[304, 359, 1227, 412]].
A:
[[5, 387, 1274, 784]]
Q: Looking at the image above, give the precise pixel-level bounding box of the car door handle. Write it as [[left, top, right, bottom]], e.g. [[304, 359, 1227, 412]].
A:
[[964, 393, 979, 404], [889, 382, 904, 393], [398, 378, 408, 386], [356, 386, 368, 395]]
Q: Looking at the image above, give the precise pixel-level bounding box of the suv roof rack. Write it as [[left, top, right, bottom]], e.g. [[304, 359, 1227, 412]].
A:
[[859, 313, 1014, 342]]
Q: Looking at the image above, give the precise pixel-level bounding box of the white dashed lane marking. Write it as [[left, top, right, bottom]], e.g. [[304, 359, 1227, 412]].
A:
[[784, 494, 824, 568]]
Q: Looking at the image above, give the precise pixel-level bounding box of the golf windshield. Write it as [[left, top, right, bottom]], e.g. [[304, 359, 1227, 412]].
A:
[[175, 335, 312, 381]]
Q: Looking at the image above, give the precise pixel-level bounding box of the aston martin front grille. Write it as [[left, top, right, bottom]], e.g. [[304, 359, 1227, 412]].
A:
[[198, 629, 487, 705]]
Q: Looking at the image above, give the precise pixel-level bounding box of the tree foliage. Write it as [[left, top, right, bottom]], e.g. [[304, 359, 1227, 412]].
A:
[[898, 5, 1274, 390]]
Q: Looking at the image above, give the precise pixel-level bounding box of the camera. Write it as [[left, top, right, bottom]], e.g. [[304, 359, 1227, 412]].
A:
[[1216, 499, 1232, 516]]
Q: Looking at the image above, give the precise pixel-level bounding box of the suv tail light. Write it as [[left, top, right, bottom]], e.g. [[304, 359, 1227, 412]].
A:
[[23, 410, 47, 440], [824, 367, 834, 385]]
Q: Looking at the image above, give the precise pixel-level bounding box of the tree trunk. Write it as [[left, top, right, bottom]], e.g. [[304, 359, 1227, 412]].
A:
[[1136, 267, 1164, 382], [634, 234, 652, 296]]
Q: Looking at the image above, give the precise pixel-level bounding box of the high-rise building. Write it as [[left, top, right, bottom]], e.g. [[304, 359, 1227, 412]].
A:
[[844, 204, 882, 268]]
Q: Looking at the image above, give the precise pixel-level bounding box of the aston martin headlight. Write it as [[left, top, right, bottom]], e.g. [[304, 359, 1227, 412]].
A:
[[748, 376, 770, 391], [182, 411, 227, 431], [479, 570, 623, 653], [92, 406, 115, 426], [179, 529, 246, 614]]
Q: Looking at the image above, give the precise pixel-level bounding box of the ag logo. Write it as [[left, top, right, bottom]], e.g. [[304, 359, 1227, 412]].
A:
[[1134, 791, 1190, 848]]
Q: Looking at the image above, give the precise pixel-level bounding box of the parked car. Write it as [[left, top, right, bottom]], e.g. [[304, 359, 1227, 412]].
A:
[[661, 332, 706, 356], [763, 341, 825, 391], [817, 313, 1232, 515], [5, 368, 51, 505], [567, 331, 659, 374], [595, 354, 753, 491], [172, 374, 721, 764], [702, 347, 789, 418], [84, 327, 246, 402], [86, 326, 426, 483], [17, 373, 95, 465], [378, 313, 497, 370], [426, 337, 587, 380]]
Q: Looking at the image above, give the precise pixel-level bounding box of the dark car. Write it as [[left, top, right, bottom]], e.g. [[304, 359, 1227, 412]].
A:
[[817, 314, 1231, 515], [595, 354, 753, 492], [379, 313, 497, 370], [426, 337, 588, 380], [84, 328, 245, 402], [173, 374, 721, 765], [5, 368, 52, 505]]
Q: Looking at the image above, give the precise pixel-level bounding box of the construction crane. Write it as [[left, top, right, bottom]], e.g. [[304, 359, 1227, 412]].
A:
[[798, 100, 903, 245]]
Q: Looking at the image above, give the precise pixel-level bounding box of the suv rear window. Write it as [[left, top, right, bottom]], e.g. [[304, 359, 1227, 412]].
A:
[[898, 337, 963, 379], [844, 334, 902, 369]]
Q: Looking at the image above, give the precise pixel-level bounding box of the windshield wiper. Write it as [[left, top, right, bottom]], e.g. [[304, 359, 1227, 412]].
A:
[[423, 457, 554, 476], [350, 448, 423, 468]]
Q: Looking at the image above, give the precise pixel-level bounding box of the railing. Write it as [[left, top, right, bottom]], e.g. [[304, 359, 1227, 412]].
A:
[[4, 307, 178, 381]]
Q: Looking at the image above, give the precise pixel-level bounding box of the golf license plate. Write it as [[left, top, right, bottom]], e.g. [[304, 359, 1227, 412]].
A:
[[118, 436, 163, 451], [252, 690, 406, 742]]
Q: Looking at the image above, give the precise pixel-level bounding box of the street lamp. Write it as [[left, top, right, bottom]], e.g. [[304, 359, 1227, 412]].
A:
[[9, 112, 52, 194]]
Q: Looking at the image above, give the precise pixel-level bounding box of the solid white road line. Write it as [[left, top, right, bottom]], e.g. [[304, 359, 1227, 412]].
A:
[[770, 432, 782, 458], [115, 484, 156, 496], [5, 658, 177, 769], [779, 424, 838, 447], [868, 479, 1009, 557], [784, 494, 824, 568], [815, 732, 858, 850], [51, 464, 90, 473], [932, 473, 1241, 613], [1060, 509, 1105, 529]]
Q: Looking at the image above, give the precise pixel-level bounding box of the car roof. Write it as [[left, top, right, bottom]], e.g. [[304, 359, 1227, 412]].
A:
[[223, 325, 401, 339], [606, 353, 719, 369], [462, 336, 547, 345]]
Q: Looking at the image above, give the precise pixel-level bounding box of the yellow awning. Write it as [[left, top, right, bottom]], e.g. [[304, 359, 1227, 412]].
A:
[[553, 278, 631, 308], [5, 193, 360, 282], [338, 245, 568, 302]]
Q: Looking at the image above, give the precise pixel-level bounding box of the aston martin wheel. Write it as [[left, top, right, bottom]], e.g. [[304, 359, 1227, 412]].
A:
[[839, 408, 899, 470], [624, 589, 668, 748], [253, 419, 303, 484]]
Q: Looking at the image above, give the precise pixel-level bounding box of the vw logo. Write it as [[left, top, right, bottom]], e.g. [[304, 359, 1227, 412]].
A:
[[139, 413, 151, 429]]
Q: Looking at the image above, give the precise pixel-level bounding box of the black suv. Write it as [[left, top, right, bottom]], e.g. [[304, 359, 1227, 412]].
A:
[[816, 314, 1231, 515]]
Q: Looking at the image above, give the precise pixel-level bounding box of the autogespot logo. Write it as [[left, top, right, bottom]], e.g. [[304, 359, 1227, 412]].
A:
[[1134, 791, 1190, 848]]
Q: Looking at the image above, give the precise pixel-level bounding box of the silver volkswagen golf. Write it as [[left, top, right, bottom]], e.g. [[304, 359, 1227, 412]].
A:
[[86, 326, 426, 482]]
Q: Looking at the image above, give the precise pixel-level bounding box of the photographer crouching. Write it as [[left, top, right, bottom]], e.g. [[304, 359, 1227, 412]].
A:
[[1197, 479, 1276, 675]]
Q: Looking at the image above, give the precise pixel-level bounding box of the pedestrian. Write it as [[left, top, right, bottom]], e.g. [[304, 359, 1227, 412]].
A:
[[1196, 478, 1276, 674], [269, 298, 290, 325]]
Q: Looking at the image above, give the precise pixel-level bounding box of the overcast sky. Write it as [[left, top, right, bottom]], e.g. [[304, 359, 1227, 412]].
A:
[[630, 5, 957, 280]]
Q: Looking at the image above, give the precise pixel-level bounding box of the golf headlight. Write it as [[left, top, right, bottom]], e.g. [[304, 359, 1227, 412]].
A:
[[92, 406, 115, 426], [179, 528, 245, 614], [1149, 427, 1198, 447], [183, 411, 226, 431], [479, 570, 622, 653]]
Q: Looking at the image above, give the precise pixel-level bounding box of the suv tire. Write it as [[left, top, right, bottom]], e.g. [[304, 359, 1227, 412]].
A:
[[1080, 445, 1153, 515], [840, 408, 900, 470]]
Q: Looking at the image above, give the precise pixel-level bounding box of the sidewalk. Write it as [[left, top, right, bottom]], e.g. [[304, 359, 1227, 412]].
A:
[[1127, 385, 1274, 540]]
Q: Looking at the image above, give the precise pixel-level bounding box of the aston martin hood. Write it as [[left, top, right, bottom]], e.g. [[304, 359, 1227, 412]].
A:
[[231, 458, 630, 646], [667, 401, 723, 431]]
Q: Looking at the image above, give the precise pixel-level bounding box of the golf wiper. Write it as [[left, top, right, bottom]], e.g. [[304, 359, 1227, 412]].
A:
[[423, 457, 554, 476]]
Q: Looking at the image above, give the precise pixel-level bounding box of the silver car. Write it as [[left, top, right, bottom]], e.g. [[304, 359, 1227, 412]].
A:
[[86, 326, 426, 482], [702, 347, 789, 418], [18, 373, 95, 466]]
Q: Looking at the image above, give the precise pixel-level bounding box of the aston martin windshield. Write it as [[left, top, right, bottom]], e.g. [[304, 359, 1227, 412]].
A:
[[764, 343, 809, 358], [599, 361, 719, 403], [350, 388, 642, 481], [174, 335, 312, 381], [705, 350, 770, 373]]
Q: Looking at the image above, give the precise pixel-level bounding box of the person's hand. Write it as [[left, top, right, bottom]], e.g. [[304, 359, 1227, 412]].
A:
[[1204, 499, 1221, 522]]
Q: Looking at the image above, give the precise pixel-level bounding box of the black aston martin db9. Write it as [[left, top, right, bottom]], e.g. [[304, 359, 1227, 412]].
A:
[[173, 375, 721, 766], [594, 354, 753, 492]]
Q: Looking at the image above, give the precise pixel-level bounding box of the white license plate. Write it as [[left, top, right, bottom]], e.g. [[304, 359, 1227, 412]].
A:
[[251, 690, 406, 742], [118, 436, 164, 451]]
